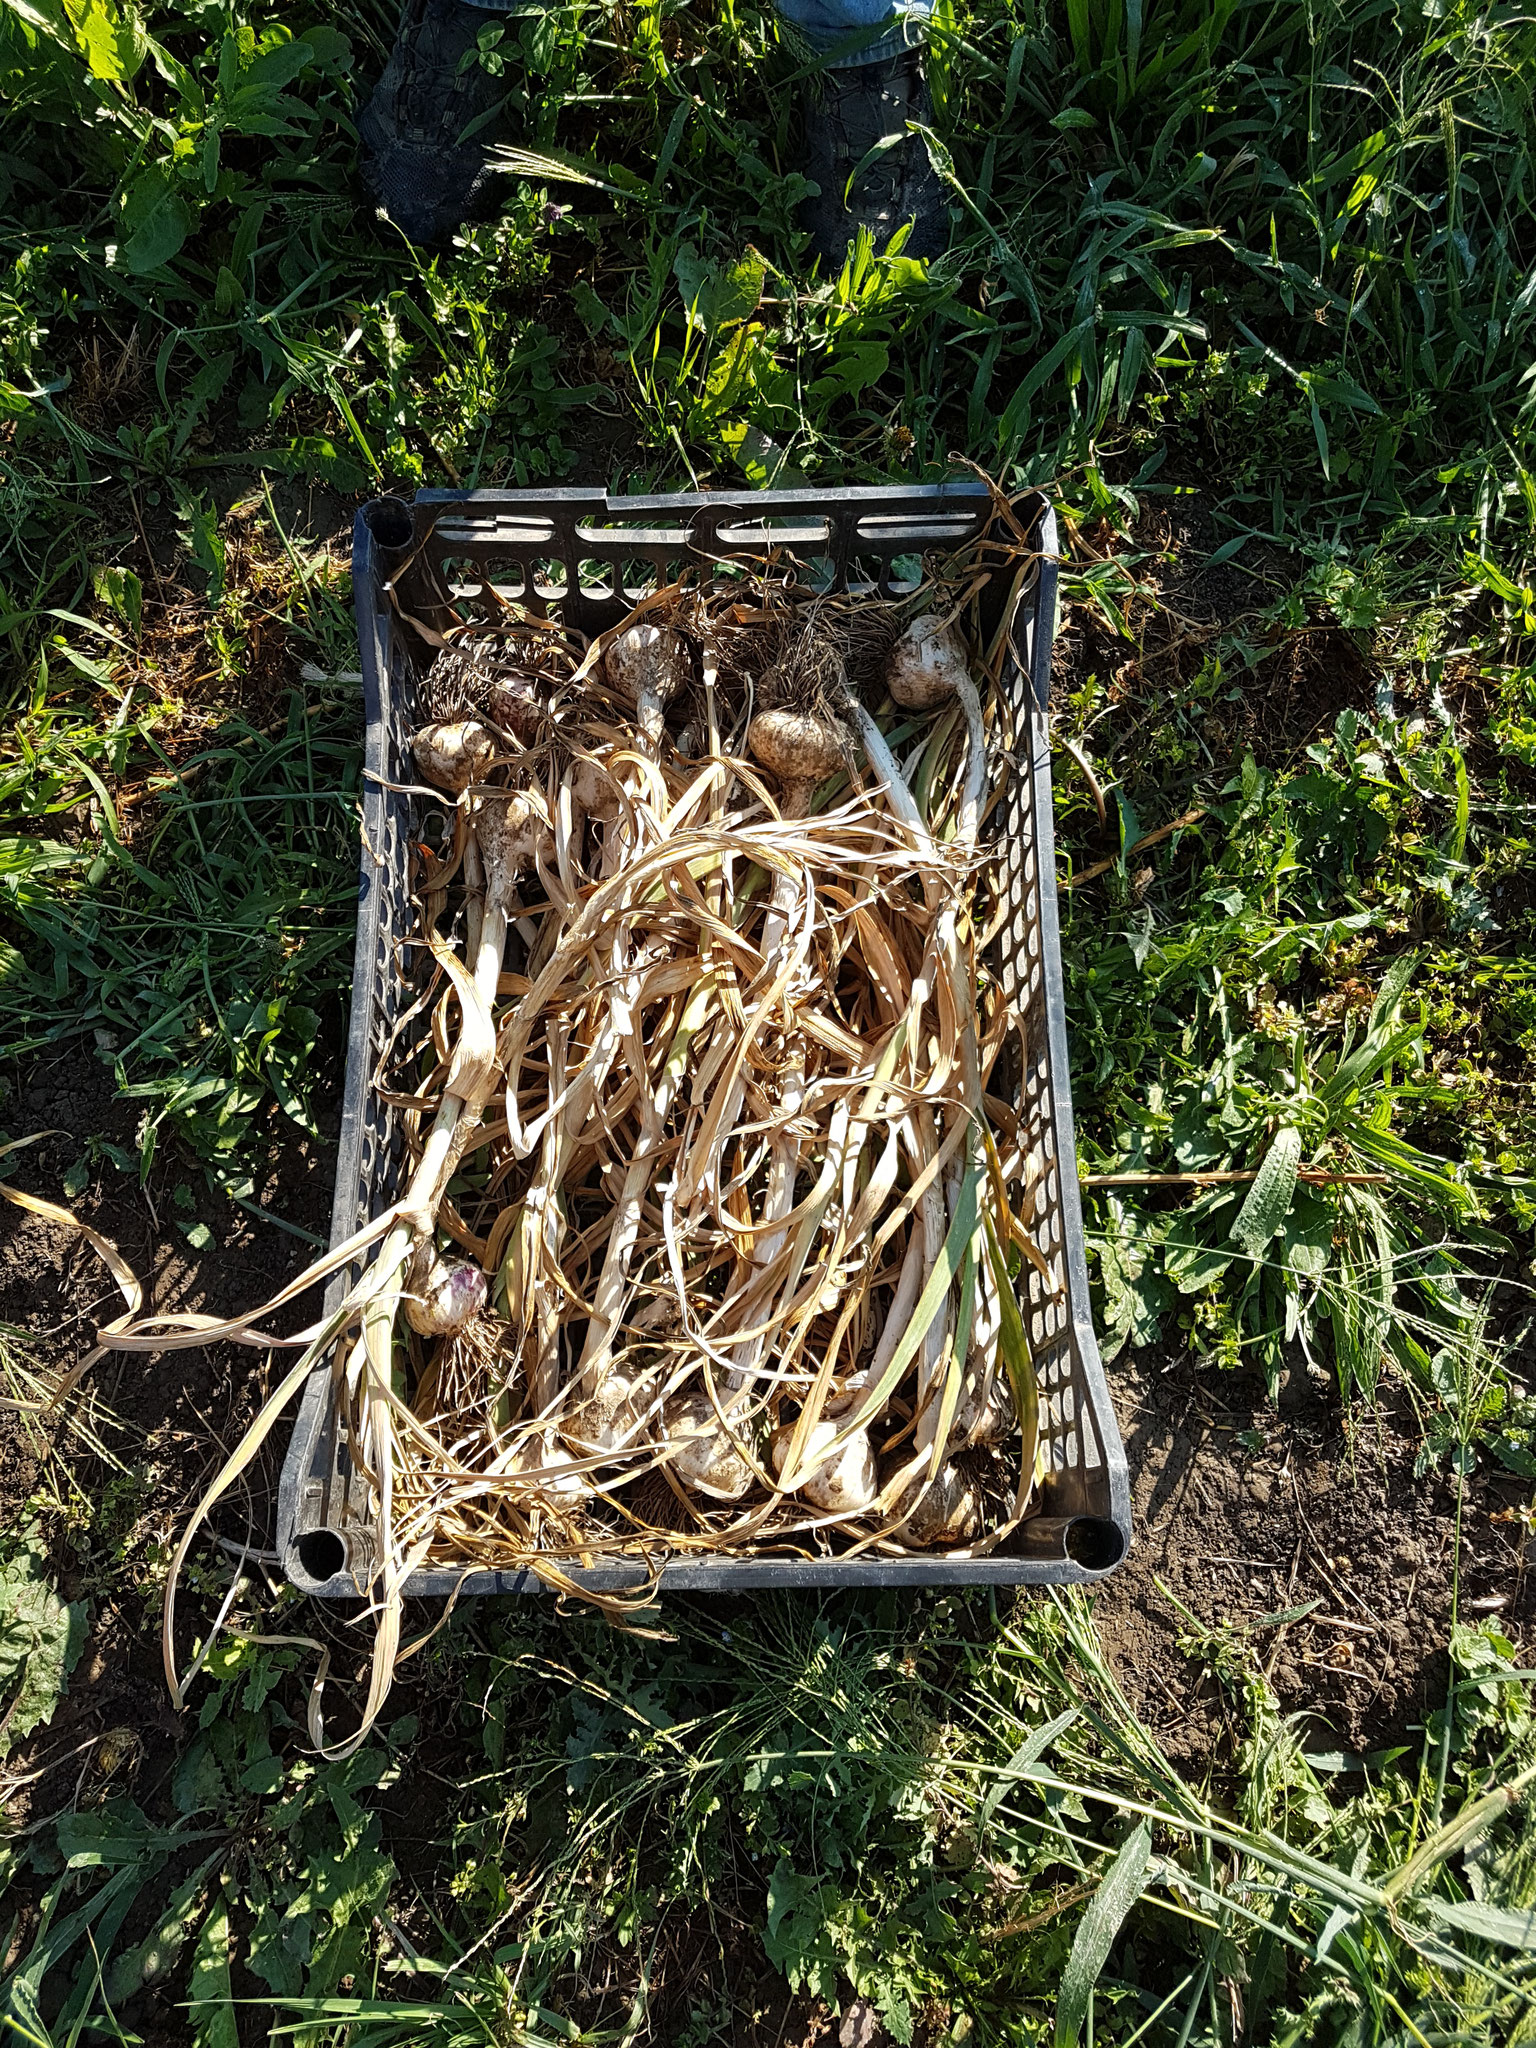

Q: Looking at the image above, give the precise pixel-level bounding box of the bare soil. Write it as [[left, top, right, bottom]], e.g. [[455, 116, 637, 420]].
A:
[[1094, 1349, 1534, 1762], [0, 1053, 337, 1811]]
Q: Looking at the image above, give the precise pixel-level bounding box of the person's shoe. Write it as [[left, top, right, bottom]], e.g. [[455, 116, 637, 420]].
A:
[[358, 0, 508, 246], [799, 50, 948, 268]]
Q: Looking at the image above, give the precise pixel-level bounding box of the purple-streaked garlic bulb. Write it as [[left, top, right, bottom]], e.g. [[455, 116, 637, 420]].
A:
[[404, 1249, 488, 1337]]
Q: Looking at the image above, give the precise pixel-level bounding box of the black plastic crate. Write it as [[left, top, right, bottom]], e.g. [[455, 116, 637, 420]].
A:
[[276, 483, 1131, 1597]]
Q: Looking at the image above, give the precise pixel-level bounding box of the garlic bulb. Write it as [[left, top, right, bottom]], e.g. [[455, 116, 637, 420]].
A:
[[405, 1251, 487, 1337], [771, 1416, 879, 1515], [747, 708, 844, 809], [955, 1370, 1015, 1447], [475, 789, 554, 899], [413, 720, 497, 793], [886, 617, 973, 713], [485, 673, 544, 741], [561, 1363, 653, 1459], [665, 1389, 758, 1501], [886, 1459, 983, 1548], [604, 623, 690, 748]]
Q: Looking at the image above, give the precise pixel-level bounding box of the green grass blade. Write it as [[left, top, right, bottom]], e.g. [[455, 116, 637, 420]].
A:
[[1055, 1821, 1155, 2048]]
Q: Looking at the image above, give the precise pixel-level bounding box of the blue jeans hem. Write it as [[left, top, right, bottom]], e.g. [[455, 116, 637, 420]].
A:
[[456, 0, 926, 65], [458, 0, 928, 63]]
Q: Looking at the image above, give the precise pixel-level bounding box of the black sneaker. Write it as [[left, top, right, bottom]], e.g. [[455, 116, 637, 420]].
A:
[[799, 51, 948, 267], [358, 0, 509, 246]]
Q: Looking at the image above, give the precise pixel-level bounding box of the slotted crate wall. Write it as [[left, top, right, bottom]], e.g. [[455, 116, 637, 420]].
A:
[[277, 484, 1130, 1597]]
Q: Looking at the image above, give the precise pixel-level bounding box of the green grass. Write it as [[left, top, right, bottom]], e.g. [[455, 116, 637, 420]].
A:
[[3, 1586, 1534, 2044], [1, 0, 1535, 2038], [0, 497, 361, 1234]]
